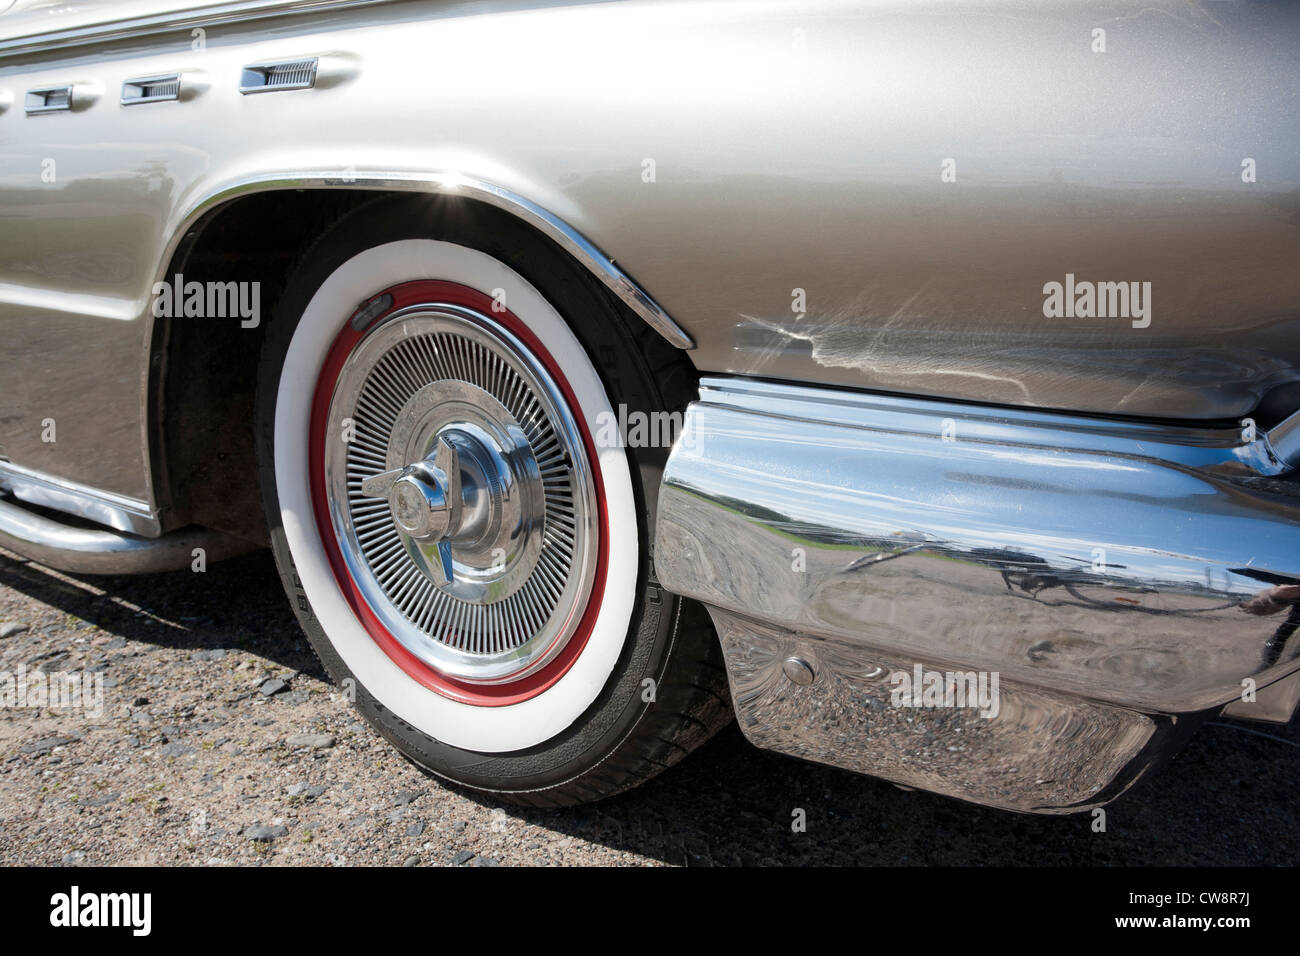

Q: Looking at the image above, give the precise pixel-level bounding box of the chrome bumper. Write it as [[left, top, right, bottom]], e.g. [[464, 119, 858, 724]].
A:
[[656, 377, 1300, 811]]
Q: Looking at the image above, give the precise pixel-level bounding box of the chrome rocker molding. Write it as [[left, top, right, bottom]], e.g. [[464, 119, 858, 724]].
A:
[[656, 377, 1300, 812], [0, 496, 251, 575], [0, 460, 161, 537]]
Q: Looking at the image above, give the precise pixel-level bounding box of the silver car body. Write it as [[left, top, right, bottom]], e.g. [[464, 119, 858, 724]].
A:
[[1, 0, 1298, 811]]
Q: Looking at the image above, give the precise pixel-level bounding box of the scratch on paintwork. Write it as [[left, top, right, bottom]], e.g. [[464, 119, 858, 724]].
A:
[[1104, 4, 1224, 34], [1107, 372, 1165, 413], [738, 282, 1035, 402]]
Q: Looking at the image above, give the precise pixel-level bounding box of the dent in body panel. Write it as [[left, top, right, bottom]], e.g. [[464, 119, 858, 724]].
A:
[[716, 184, 1300, 417]]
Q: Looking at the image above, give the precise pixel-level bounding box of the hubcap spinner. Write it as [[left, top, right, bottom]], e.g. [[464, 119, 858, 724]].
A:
[[361, 381, 545, 604]]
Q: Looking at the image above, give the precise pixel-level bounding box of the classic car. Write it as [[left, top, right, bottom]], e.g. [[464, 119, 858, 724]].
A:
[[1, 0, 1297, 812]]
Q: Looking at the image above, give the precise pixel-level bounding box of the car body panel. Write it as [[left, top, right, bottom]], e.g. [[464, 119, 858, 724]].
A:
[[1, 0, 1297, 515]]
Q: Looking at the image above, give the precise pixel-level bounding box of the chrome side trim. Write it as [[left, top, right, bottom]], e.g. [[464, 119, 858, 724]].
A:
[[0, 497, 251, 575], [683, 376, 1293, 477], [0, 461, 160, 537], [154, 171, 694, 349], [656, 377, 1300, 716], [711, 609, 1176, 813], [0, 0, 390, 58]]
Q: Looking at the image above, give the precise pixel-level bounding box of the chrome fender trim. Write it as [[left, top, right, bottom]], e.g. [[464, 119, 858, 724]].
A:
[[157, 171, 693, 350], [656, 377, 1300, 718], [133, 171, 690, 545]]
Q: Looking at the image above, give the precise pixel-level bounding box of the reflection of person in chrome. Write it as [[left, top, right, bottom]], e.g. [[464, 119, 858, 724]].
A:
[[1240, 583, 1300, 668], [1241, 584, 1300, 615]]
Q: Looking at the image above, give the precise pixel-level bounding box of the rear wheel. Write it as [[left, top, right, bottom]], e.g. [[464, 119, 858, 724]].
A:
[[255, 196, 730, 805]]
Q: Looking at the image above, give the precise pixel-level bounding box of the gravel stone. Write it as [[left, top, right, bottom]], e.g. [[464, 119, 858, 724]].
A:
[[258, 678, 289, 697], [20, 736, 73, 755], [287, 783, 328, 800], [244, 824, 289, 841]]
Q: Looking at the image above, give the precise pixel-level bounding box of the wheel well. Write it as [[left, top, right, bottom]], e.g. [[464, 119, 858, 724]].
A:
[[152, 188, 381, 543], [150, 188, 663, 543]]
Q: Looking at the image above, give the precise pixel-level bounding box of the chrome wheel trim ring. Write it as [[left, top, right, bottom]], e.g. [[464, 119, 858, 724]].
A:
[[323, 302, 599, 684]]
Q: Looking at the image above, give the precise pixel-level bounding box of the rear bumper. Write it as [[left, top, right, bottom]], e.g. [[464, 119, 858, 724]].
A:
[[656, 377, 1300, 811]]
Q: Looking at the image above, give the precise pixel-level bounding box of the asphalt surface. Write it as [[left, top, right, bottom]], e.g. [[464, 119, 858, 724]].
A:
[[0, 547, 1296, 866]]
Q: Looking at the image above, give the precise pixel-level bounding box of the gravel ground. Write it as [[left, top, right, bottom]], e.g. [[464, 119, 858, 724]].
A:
[[0, 547, 1296, 867]]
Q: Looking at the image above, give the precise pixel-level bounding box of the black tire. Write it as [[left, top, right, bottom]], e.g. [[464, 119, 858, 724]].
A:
[[255, 195, 731, 806]]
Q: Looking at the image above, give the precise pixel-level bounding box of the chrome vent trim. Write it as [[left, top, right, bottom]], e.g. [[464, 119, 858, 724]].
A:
[[239, 58, 318, 94], [25, 85, 72, 114], [121, 74, 181, 105]]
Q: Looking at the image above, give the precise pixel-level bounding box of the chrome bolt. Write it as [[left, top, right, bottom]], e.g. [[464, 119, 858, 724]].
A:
[[782, 656, 816, 686]]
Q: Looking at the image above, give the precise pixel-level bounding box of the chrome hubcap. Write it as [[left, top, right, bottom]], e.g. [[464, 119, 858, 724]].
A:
[[324, 302, 598, 684]]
